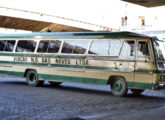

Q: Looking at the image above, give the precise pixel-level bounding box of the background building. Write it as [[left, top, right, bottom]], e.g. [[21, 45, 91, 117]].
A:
[[120, 3, 165, 39]]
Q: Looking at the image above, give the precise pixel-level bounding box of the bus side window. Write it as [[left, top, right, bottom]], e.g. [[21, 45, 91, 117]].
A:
[[119, 41, 135, 59], [4, 40, 16, 52], [88, 40, 121, 56], [88, 40, 109, 56], [37, 41, 49, 53], [61, 42, 73, 53], [73, 40, 89, 54], [109, 40, 121, 56], [0, 40, 6, 51], [47, 40, 61, 53], [61, 40, 89, 54], [16, 40, 36, 52], [137, 41, 150, 60]]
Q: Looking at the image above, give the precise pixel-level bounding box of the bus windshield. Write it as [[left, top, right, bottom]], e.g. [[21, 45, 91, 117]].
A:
[[154, 40, 165, 70]]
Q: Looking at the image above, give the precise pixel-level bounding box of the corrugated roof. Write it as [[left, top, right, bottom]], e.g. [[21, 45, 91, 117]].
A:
[[0, 15, 91, 32]]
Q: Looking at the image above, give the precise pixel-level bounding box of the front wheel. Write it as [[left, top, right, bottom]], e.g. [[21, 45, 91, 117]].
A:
[[26, 70, 44, 87], [110, 77, 128, 96]]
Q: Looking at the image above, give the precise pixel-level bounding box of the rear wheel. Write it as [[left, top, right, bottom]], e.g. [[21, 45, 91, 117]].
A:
[[110, 77, 128, 96], [131, 89, 144, 95], [49, 81, 62, 86], [26, 70, 44, 87]]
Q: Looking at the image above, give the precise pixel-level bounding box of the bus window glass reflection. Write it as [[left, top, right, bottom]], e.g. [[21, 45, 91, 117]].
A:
[[138, 41, 150, 61], [119, 41, 135, 59], [89, 40, 121, 56], [16, 40, 36, 52], [61, 40, 89, 54], [5, 40, 16, 52], [47, 40, 61, 53], [109, 40, 121, 56], [89, 40, 109, 56], [0, 40, 6, 51], [37, 41, 49, 53]]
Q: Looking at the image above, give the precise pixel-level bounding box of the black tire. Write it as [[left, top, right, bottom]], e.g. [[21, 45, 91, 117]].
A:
[[110, 77, 128, 96], [49, 81, 62, 86], [26, 70, 44, 87], [131, 89, 144, 95]]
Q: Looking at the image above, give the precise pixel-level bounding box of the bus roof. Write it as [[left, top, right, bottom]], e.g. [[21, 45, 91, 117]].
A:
[[0, 31, 152, 39]]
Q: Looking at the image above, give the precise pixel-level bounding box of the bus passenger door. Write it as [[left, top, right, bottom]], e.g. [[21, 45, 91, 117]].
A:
[[134, 40, 154, 89]]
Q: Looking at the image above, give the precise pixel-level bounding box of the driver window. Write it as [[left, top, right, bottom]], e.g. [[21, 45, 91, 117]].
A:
[[137, 41, 150, 61]]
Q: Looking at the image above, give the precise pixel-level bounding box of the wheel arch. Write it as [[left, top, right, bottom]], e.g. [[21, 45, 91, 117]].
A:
[[106, 75, 126, 85], [24, 68, 37, 77]]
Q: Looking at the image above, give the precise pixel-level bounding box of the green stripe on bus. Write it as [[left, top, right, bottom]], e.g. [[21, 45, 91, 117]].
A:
[[134, 69, 153, 74], [0, 70, 156, 90], [0, 70, 24, 77], [0, 70, 107, 85], [38, 74, 107, 85], [127, 82, 154, 90]]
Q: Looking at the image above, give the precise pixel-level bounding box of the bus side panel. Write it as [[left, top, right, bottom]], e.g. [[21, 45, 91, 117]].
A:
[[84, 58, 134, 87]]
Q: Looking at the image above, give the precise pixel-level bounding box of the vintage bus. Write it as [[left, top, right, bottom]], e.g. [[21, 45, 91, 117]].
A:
[[0, 31, 165, 96]]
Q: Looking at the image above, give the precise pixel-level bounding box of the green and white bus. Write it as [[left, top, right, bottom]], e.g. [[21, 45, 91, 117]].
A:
[[0, 31, 165, 96]]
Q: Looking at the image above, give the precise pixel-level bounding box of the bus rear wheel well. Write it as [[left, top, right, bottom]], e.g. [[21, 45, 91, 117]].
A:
[[24, 69, 37, 77], [106, 76, 126, 85]]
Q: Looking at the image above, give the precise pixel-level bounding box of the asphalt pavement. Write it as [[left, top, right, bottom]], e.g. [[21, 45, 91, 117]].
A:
[[0, 76, 165, 120]]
